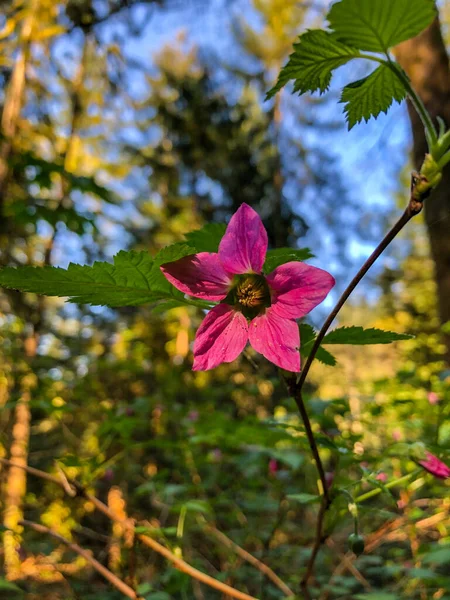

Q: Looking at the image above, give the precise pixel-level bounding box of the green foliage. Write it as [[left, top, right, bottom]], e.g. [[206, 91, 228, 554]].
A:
[[0, 579, 24, 594], [263, 247, 314, 273], [323, 326, 413, 345], [0, 246, 209, 308], [287, 492, 320, 504], [328, 0, 436, 54], [184, 223, 227, 252], [341, 64, 407, 129], [269, 0, 437, 129], [267, 30, 360, 98], [300, 323, 337, 366]]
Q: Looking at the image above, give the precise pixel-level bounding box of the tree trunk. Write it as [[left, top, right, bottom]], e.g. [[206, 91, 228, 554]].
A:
[[0, 5, 35, 222], [394, 16, 450, 363]]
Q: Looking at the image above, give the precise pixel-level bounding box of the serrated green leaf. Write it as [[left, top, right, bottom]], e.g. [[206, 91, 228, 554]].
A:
[[0, 246, 197, 307], [323, 326, 413, 345], [184, 222, 226, 253], [328, 0, 436, 54], [340, 64, 407, 129], [267, 30, 361, 99], [263, 248, 314, 273], [299, 323, 337, 367], [146, 242, 196, 294]]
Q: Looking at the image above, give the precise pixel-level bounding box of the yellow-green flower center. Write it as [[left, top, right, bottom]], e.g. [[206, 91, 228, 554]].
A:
[[236, 277, 267, 308], [225, 274, 271, 319]]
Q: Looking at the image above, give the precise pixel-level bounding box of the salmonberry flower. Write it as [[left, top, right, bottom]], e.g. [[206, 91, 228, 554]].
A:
[[161, 203, 335, 372], [418, 452, 450, 480], [427, 392, 440, 405]]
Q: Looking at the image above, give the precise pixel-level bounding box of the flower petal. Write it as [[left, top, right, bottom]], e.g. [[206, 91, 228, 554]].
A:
[[218, 203, 268, 275], [193, 304, 249, 370], [419, 452, 450, 479], [267, 262, 335, 319], [161, 253, 231, 301], [248, 308, 300, 372]]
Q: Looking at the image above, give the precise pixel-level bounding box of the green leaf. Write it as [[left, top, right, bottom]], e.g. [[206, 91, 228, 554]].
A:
[[328, 0, 437, 54], [422, 546, 450, 565], [182, 500, 212, 514], [0, 579, 24, 594], [263, 248, 314, 273], [267, 30, 360, 99], [354, 594, 399, 600], [299, 323, 337, 367], [287, 493, 321, 505], [145, 242, 195, 295], [184, 222, 226, 253], [0, 246, 196, 307], [340, 64, 407, 129], [323, 326, 413, 345]]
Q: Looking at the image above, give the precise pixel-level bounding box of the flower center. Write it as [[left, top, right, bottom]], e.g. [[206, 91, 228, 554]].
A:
[[236, 277, 267, 308], [225, 274, 271, 319]]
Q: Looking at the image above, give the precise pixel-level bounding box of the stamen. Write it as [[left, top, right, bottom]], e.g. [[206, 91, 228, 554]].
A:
[[236, 277, 266, 308]]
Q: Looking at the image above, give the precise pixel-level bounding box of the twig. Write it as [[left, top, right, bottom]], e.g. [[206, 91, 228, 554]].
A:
[[202, 522, 294, 597], [285, 175, 426, 595], [0, 458, 258, 600], [20, 519, 141, 600]]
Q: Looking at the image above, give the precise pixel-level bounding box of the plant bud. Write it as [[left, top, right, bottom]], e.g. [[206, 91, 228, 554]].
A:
[[348, 533, 365, 555]]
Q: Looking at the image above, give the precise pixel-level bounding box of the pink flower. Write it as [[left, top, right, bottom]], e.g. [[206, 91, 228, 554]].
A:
[[375, 472, 387, 483], [392, 429, 402, 442], [427, 392, 440, 405], [325, 471, 334, 488], [161, 204, 334, 371], [418, 452, 450, 479], [268, 459, 278, 475]]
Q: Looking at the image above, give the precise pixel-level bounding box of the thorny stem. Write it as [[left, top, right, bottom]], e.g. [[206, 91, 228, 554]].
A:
[[286, 174, 427, 595]]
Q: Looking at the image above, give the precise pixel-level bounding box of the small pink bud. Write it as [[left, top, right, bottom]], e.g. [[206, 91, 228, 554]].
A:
[[269, 459, 278, 475], [103, 468, 114, 482], [325, 471, 334, 487], [375, 472, 387, 483], [211, 448, 223, 462], [397, 499, 407, 510], [392, 429, 402, 442], [187, 410, 199, 422], [418, 451, 450, 479], [427, 392, 440, 405]]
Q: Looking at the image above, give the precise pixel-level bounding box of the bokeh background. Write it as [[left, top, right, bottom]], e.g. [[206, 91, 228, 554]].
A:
[[0, 0, 450, 598]]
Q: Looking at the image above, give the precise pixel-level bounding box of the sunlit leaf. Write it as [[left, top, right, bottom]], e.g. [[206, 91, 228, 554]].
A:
[[300, 323, 337, 366], [328, 0, 437, 54], [267, 30, 360, 98], [184, 223, 226, 253], [341, 64, 407, 129], [323, 326, 413, 345], [264, 247, 314, 273], [0, 247, 199, 307]]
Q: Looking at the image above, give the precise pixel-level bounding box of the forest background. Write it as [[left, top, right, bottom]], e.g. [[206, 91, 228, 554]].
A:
[[0, 0, 450, 599]]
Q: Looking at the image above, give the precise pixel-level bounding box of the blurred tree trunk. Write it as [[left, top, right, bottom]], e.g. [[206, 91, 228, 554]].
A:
[[3, 338, 36, 579], [0, 5, 36, 223], [395, 16, 450, 364], [2, 29, 88, 579]]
